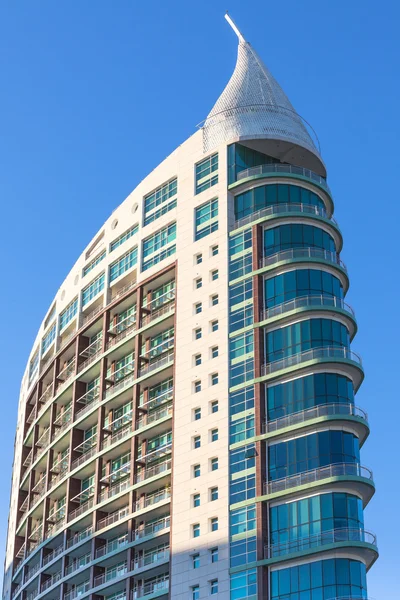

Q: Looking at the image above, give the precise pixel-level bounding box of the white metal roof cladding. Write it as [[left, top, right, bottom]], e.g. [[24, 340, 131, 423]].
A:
[[202, 15, 322, 159]]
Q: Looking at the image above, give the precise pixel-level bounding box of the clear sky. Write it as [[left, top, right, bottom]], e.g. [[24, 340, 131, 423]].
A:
[[0, 0, 398, 596]]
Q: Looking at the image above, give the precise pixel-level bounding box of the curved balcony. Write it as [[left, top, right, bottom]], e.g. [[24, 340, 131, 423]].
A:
[[233, 202, 337, 232], [263, 403, 369, 444], [261, 346, 364, 391], [265, 527, 378, 568], [263, 463, 375, 506], [260, 294, 356, 336], [259, 247, 347, 274], [234, 163, 330, 193]]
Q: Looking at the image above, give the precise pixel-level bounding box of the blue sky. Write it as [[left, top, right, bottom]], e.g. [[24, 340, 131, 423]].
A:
[[0, 0, 398, 596]]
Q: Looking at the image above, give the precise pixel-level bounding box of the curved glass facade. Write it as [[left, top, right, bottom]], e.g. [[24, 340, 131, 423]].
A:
[[264, 269, 344, 308], [235, 183, 325, 220], [264, 224, 336, 256]]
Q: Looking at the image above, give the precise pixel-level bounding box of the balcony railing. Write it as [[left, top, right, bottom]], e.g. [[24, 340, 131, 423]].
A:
[[101, 423, 132, 450], [111, 278, 137, 301], [36, 428, 50, 448], [65, 552, 91, 575], [260, 294, 355, 322], [236, 163, 329, 190], [134, 487, 171, 512], [141, 301, 175, 327], [26, 406, 36, 425], [71, 446, 97, 471], [66, 526, 93, 548], [135, 460, 171, 484], [132, 547, 169, 569], [75, 387, 100, 419], [264, 527, 377, 558], [78, 336, 103, 373], [139, 388, 173, 411], [146, 289, 175, 312], [263, 403, 368, 433], [25, 560, 41, 581], [23, 449, 33, 468], [93, 562, 128, 587], [134, 516, 170, 539], [41, 571, 62, 592], [264, 463, 373, 496], [259, 247, 347, 272], [64, 581, 91, 600], [132, 577, 169, 598], [68, 497, 94, 522], [136, 404, 173, 430], [95, 534, 129, 558], [82, 302, 103, 325], [104, 372, 135, 400], [97, 506, 130, 530], [99, 478, 130, 504], [234, 201, 337, 230], [262, 346, 362, 376], [138, 350, 174, 377], [42, 543, 63, 565]]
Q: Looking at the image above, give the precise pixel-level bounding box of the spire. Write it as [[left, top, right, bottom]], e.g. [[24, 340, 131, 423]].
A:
[[202, 15, 324, 173]]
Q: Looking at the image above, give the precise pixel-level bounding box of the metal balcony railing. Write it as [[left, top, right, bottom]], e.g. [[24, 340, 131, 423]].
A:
[[66, 526, 93, 548], [236, 163, 329, 189], [133, 487, 171, 512], [104, 372, 135, 400], [97, 506, 130, 530], [264, 463, 373, 496], [259, 247, 347, 272], [234, 202, 337, 230], [71, 446, 97, 471], [132, 547, 169, 570], [101, 423, 132, 450], [139, 388, 173, 411], [263, 402, 368, 433], [95, 534, 129, 558], [260, 294, 355, 322], [136, 404, 173, 430], [41, 571, 62, 592], [65, 552, 91, 575], [42, 543, 63, 565], [64, 581, 90, 600], [131, 576, 169, 598], [98, 478, 130, 504], [141, 301, 175, 326], [134, 516, 170, 539], [262, 346, 362, 376], [111, 279, 137, 301], [93, 562, 128, 587], [138, 350, 174, 377], [135, 460, 172, 484]]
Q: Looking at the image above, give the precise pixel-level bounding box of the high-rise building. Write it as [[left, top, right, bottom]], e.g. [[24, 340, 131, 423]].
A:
[[3, 15, 377, 600]]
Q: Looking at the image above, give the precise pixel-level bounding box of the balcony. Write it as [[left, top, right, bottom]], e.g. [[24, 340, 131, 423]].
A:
[[57, 358, 76, 392], [41, 571, 62, 592], [100, 461, 131, 485], [95, 533, 129, 558], [259, 247, 347, 273], [93, 562, 128, 587], [262, 346, 362, 377], [75, 386, 101, 419], [26, 406, 36, 425], [64, 580, 90, 600], [37, 385, 53, 413], [23, 449, 33, 468], [36, 428, 50, 448], [107, 314, 137, 350], [101, 422, 132, 450], [141, 301, 175, 327], [71, 446, 97, 472], [104, 368, 135, 400], [66, 526, 93, 549], [132, 576, 169, 598], [134, 516, 170, 540], [234, 163, 330, 190], [140, 388, 173, 411], [132, 547, 169, 570], [264, 463, 374, 496], [31, 476, 46, 498], [138, 350, 174, 378], [135, 460, 171, 484], [260, 294, 355, 323], [65, 552, 91, 575], [136, 404, 173, 430], [134, 487, 171, 512], [233, 202, 337, 231], [97, 506, 130, 530], [111, 279, 137, 301], [79, 335, 103, 373], [99, 478, 130, 504], [42, 543, 64, 565], [137, 442, 172, 464], [263, 403, 368, 434], [264, 527, 377, 559]]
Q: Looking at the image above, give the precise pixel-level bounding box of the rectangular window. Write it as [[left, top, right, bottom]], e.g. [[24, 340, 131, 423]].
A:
[[193, 494, 201, 508], [194, 354, 202, 366], [211, 428, 219, 442], [210, 487, 218, 501], [211, 320, 219, 332], [110, 225, 138, 252], [144, 178, 177, 225], [210, 547, 218, 563], [195, 277, 202, 289], [195, 302, 202, 314], [59, 298, 78, 331], [193, 435, 201, 449], [193, 523, 200, 538], [211, 457, 218, 471], [83, 250, 106, 277], [29, 349, 39, 384], [194, 464, 201, 478], [194, 198, 218, 240], [194, 381, 201, 393], [109, 247, 137, 282], [42, 323, 56, 354], [191, 585, 200, 600], [211, 373, 219, 386], [211, 294, 219, 306], [142, 222, 176, 271], [195, 328, 202, 340], [192, 554, 200, 568], [211, 400, 219, 413], [210, 517, 218, 532], [196, 253, 203, 264], [211, 245, 219, 256], [210, 580, 218, 595], [211, 269, 219, 281], [194, 407, 201, 420], [82, 272, 105, 307], [211, 346, 219, 359], [195, 153, 218, 194]]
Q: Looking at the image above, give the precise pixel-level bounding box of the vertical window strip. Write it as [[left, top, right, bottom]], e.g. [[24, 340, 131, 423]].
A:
[[144, 178, 177, 223], [195, 153, 218, 194], [29, 349, 40, 384], [82, 250, 106, 277], [82, 273, 105, 307], [41, 323, 56, 354], [109, 247, 138, 282], [142, 223, 176, 271], [59, 298, 78, 331], [110, 225, 139, 252], [194, 198, 219, 240]]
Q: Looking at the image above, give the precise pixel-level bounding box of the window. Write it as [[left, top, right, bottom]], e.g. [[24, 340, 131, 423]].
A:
[[211, 428, 219, 442], [192, 523, 200, 538], [109, 247, 137, 282], [210, 487, 218, 501], [195, 277, 202, 289], [210, 547, 218, 563], [194, 198, 218, 240], [211, 457, 218, 471], [195, 302, 202, 314], [41, 323, 56, 354], [195, 328, 202, 340], [211, 373, 219, 386], [211, 269, 219, 281], [210, 517, 218, 532], [211, 346, 219, 359], [211, 245, 219, 256], [194, 407, 201, 421], [144, 178, 177, 225], [82, 272, 105, 307], [191, 585, 200, 600], [194, 354, 202, 366], [193, 494, 200, 508], [193, 464, 201, 478], [193, 436, 201, 449], [83, 250, 106, 276], [29, 349, 39, 384], [211, 320, 219, 332], [192, 554, 200, 569], [110, 224, 138, 252], [211, 294, 219, 306], [210, 580, 218, 595], [195, 153, 218, 194], [211, 400, 219, 413], [142, 222, 176, 271], [196, 253, 203, 264], [194, 380, 201, 393], [59, 298, 78, 330]]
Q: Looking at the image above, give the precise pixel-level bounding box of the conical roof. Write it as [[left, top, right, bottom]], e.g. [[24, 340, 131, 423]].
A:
[[202, 16, 323, 171]]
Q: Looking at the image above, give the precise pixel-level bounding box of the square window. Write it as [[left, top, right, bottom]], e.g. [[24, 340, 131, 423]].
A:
[[211, 320, 219, 332], [194, 407, 201, 420], [211, 373, 219, 386], [211, 269, 219, 281], [211, 400, 218, 413], [193, 435, 201, 449], [195, 302, 202, 314], [211, 457, 218, 471], [196, 254, 203, 265], [210, 517, 218, 532], [210, 547, 218, 563], [211, 428, 219, 442], [192, 553, 200, 569], [211, 245, 219, 256], [210, 579, 218, 595], [193, 523, 200, 538], [211, 294, 219, 306], [193, 493, 200, 508], [194, 328, 202, 340], [211, 346, 219, 359], [192, 585, 200, 600], [194, 354, 202, 366], [195, 277, 202, 289], [210, 487, 218, 501], [193, 464, 201, 478], [194, 380, 201, 393]]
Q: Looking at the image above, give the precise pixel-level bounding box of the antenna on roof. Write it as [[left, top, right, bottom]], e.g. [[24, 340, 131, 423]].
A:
[[225, 12, 245, 42]]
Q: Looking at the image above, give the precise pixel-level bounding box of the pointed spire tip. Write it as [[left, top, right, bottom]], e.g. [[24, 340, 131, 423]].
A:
[[224, 13, 245, 42]]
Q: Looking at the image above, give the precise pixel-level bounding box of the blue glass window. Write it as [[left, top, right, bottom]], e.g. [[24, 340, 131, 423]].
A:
[[231, 505, 256, 536], [230, 475, 256, 504], [230, 536, 256, 568], [230, 444, 256, 474], [230, 414, 255, 444], [194, 198, 218, 240], [142, 223, 176, 271], [229, 305, 253, 332], [230, 358, 254, 388], [230, 386, 255, 416], [82, 272, 105, 307], [229, 229, 252, 256], [229, 253, 253, 281], [229, 279, 253, 307], [230, 331, 254, 360], [109, 247, 137, 282], [264, 269, 343, 308], [29, 349, 39, 384], [230, 569, 257, 600], [228, 142, 279, 183], [82, 250, 106, 277], [264, 224, 336, 256], [59, 298, 78, 331], [144, 178, 177, 225], [195, 153, 218, 194], [110, 225, 138, 252], [41, 323, 56, 354]]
